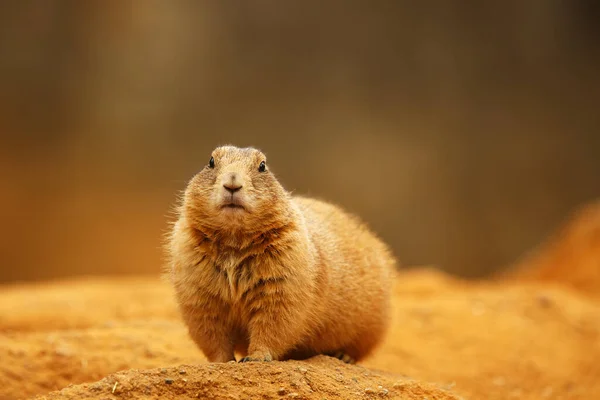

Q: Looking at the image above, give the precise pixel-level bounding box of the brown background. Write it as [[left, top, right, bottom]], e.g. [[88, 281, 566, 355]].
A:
[[0, 1, 598, 283]]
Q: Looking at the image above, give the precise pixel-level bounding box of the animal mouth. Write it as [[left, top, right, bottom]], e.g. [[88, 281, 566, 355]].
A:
[[223, 204, 245, 209], [221, 199, 246, 210], [221, 194, 246, 211]]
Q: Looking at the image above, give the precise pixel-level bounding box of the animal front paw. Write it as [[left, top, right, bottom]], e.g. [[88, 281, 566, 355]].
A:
[[332, 351, 356, 364], [239, 352, 273, 362]]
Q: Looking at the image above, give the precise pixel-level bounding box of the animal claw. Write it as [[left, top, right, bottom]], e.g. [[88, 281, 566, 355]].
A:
[[333, 351, 356, 364], [239, 353, 273, 362]]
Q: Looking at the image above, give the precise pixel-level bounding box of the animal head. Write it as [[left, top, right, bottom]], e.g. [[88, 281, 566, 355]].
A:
[[182, 145, 291, 237]]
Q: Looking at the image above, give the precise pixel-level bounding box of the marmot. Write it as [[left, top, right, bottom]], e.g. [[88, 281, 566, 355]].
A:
[[166, 145, 398, 364]]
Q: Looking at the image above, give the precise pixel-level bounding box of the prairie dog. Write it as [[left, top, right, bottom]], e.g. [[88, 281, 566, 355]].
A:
[[166, 145, 397, 363]]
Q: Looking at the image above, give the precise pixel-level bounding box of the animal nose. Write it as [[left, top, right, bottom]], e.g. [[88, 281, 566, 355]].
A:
[[223, 182, 242, 194], [223, 172, 243, 193]]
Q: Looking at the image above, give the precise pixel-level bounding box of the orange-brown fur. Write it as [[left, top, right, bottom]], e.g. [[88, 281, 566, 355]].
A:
[[165, 146, 398, 363]]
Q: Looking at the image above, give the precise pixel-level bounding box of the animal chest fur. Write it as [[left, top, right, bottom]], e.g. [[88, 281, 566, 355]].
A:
[[216, 252, 257, 302]]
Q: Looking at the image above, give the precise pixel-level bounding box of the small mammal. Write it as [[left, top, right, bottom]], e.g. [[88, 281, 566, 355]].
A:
[[166, 145, 397, 363]]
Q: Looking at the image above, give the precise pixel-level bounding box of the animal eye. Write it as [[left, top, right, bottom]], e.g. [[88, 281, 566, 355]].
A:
[[209, 157, 215, 169], [258, 161, 266, 172]]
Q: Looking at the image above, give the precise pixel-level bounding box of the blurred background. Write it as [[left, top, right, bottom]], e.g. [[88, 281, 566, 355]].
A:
[[0, 1, 598, 283]]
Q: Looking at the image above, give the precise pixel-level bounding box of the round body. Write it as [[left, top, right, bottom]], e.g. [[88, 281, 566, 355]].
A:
[[166, 146, 397, 363]]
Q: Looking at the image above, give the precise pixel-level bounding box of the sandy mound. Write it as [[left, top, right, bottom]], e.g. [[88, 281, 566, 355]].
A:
[[32, 356, 459, 400], [502, 201, 600, 296], [0, 321, 199, 398], [4, 203, 600, 400], [370, 269, 600, 399], [0, 277, 179, 333], [2, 267, 600, 399]]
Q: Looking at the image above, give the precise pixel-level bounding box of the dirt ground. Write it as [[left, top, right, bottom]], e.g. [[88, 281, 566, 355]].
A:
[[502, 200, 600, 297], [1, 203, 600, 400]]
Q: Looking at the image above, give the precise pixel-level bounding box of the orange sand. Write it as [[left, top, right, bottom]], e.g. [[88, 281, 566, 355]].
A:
[[503, 200, 600, 296], [2, 201, 600, 399]]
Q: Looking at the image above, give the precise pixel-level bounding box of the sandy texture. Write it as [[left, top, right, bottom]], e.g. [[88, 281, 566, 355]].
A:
[[33, 357, 460, 400], [368, 270, 600, 399], [1, 268, 599, 399], [2, 202, 600, 400], [0, 277, 179, 333], [503, 201, 600, 296]]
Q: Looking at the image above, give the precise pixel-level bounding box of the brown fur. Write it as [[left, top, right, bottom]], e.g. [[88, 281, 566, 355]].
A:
[[165, 145, 398, 363]]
